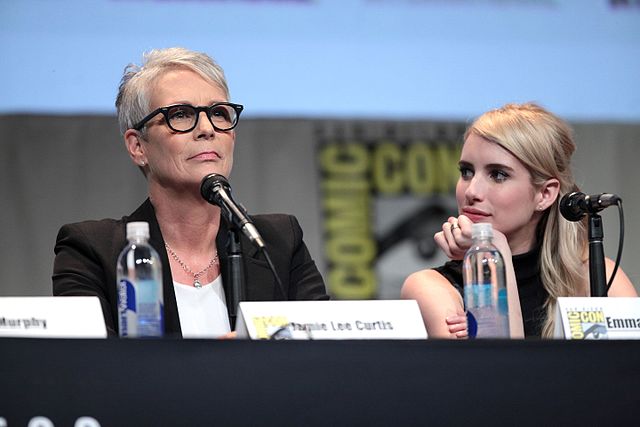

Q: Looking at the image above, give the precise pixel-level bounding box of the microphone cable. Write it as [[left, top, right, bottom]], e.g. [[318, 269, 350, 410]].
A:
[[200, 174, 287, 299], [260, 246, 287, 300]]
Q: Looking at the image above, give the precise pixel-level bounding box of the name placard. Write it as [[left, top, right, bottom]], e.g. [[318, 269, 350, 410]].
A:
[[0, 296, 107, 338], [554, 297, 640, 339], [235, 300, 427, 340]]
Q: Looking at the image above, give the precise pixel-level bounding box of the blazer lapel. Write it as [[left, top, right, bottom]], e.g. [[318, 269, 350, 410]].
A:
[[217, 219, 280, 322]]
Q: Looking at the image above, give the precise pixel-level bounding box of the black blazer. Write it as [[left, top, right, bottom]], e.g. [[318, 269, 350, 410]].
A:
[[53, 199, 329, 337]]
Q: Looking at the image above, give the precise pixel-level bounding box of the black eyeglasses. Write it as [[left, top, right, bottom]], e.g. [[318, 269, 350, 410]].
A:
[[132, 102, 244, 133]]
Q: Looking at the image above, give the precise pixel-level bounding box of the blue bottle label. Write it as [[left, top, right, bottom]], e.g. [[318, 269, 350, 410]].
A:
[[118, 279, 137, 337], [136, 279, 163, 336], [463, 284, 492, 308], [464, 285, 509, 338], [467, 311, 478, 338], [498, 288, 508, 315]]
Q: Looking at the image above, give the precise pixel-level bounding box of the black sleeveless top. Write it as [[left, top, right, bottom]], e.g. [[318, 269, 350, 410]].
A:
[[433, 246, 549, 337]]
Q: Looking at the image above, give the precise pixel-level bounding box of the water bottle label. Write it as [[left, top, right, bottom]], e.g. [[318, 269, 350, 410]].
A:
[[498, 288, 508, 315], [463, 284, 492, 308], [465, 285, 509, 338], [467, 311, 478, 338], [118, 279, 137, 337], [118, 279, 163, 337], [136, 279, 163, 336]]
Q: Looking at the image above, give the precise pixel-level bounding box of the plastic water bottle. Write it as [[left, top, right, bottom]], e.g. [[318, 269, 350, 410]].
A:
[[116, 221, 164, 337], [462, 223, 509, 338]]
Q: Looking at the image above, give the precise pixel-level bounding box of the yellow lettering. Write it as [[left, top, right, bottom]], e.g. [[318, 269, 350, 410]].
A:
[[326, 235, 376, 264], [319, 143, 368, 175], [430, 143, 460, 193], [372, 141, 404, 195], [568, 311, 580, 321], [322, 178, 369, 192], [328, 265, 377, 299], [252, 316, 289, 340], [323, 195, 370, 234], [568, 311, 584, 339], [405, 142, 433, 195], [320, 142, 375, 300], [580, 311, 604, 323]]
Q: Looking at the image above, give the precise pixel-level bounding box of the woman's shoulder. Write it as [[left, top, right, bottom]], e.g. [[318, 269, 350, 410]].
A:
[[56, 218, 127, 256], [604, 258, 638, 297], [57, 199, 152, 242], [402, 267, 457, 297], [404, 268, 452, 285], [53, 217, 128, 273], [251, 213, 297, 226], [58, 217, 123, 238], [576, 257, 638, 297], [251, 213, 303, 236]]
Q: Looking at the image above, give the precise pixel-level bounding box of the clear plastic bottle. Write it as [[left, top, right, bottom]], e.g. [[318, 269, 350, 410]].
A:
[[462, 223, 510, 338], [116, 221, 164, 337]]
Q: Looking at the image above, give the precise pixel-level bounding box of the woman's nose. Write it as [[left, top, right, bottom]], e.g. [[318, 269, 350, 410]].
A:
[[194, 111, 216, 139], [465, 176, 484, 202]]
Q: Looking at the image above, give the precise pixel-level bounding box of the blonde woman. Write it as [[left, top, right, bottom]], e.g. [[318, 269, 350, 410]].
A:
[[402, 103, 636, 338]]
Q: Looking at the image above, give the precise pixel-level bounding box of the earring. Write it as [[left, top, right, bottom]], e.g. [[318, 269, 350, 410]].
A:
[[140, 161, 146, 167]]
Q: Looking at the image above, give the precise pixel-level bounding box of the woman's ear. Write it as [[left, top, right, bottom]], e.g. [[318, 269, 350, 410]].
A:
[[537, 178, 561, 211], [124, 129, 147, 166]]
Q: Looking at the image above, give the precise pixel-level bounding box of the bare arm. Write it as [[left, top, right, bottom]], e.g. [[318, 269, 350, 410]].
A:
[[401, 269, 466, 339], [433, 215, 524, 338], [605, 258, 638, 297]]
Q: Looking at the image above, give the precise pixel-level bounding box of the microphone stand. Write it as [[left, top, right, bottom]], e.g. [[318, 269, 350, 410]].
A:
[[225, 226, 247, 330], [588, 213, 607, 297]]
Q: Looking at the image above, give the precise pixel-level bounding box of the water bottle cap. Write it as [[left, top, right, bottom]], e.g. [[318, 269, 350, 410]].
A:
[[471, 222, 493, 239], [126, 221, 150, 240]]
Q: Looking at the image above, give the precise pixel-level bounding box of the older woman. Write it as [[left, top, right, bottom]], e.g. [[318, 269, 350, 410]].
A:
[[53, 47, 328, 337], [402, 103, 637, 339]]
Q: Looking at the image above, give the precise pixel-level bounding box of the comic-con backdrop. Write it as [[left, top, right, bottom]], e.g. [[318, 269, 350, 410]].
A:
[[317, 123, 463, 299], [1, 116, 639, 298]]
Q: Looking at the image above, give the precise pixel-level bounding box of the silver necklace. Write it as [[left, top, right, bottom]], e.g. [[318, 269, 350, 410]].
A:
[[164, 243, 219, 289]]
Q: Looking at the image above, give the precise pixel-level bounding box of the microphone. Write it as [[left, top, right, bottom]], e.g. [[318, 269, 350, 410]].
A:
[[559, 192, 621, 222], [200, 174, 266, 249]]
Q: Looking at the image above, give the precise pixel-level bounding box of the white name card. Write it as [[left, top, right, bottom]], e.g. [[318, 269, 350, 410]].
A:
[[0, 296, 107, 338], [235, 300, 427, 340], [554, 297, 640, 339]]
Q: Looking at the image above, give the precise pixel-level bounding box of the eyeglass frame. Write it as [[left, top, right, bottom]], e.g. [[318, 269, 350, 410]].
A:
[[132, 102, 244, 133]]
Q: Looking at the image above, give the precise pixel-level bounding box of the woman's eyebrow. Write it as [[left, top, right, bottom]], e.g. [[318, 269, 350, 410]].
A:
[[484, 163, 516, 172]]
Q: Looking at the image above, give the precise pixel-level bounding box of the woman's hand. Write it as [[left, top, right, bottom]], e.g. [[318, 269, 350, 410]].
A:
[[434, 215, 512, 261], [434, 215, 474, 260], [446, 313, 468, 339]]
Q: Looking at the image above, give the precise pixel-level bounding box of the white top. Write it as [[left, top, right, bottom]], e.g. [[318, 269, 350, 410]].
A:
[[173, 275, 231, 338]]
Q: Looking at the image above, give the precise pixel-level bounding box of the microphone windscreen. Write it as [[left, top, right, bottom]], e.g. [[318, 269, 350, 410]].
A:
[[559, 192, 586, 222], [200, 173, 231, 205]]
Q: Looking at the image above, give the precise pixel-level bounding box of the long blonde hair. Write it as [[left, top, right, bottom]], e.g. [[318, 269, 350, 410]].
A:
[[465, 103, 587, 337]]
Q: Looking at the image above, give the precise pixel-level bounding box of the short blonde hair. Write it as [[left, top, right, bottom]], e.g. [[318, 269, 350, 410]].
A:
[[115, 47, 230, 134]]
